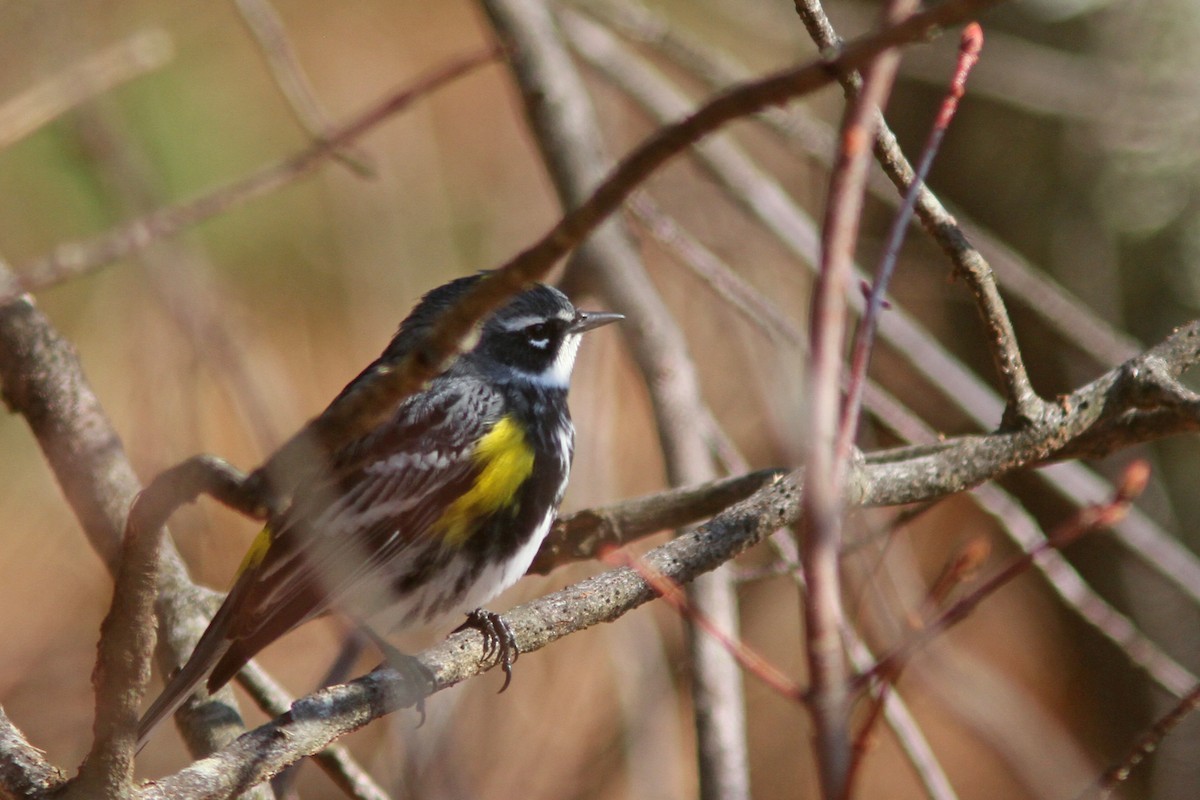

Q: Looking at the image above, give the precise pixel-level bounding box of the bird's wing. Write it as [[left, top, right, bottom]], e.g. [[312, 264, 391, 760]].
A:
[[224, 378, 506, 645], [138, 371, 505, 747]]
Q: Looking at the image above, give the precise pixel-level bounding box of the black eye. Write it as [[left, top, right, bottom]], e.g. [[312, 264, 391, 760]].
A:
[[524, 322, 551, 341], [522, 321, 561, 350]]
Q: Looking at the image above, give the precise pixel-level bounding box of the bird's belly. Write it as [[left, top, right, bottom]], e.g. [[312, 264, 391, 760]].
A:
[[354, 504, 556, 636]]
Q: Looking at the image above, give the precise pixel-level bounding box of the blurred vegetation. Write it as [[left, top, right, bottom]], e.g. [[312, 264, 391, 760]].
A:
[[2, 0, 1199, 798]]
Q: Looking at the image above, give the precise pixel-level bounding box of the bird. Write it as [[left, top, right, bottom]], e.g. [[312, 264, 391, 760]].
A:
[[136, 272, 622, 747]]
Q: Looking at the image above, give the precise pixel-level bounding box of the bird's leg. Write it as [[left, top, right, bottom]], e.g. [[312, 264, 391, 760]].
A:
[[357, 624, 435, 726], [455, 609, 518, 692]]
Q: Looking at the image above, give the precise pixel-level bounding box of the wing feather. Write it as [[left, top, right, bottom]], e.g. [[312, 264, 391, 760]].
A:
[[223, 378, 504, 651]]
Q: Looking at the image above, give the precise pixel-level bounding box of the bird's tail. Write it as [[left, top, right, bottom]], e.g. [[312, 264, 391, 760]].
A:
[[136, 605, 236, 751]]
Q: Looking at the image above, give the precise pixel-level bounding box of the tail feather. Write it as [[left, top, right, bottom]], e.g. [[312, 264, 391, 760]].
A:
[[136, 610, 235, 750]]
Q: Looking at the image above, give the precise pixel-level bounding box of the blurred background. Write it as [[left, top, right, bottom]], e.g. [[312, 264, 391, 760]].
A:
[[2, 0, 1199, 798]]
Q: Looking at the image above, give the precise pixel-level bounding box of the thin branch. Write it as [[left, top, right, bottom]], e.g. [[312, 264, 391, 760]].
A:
[[530, 470, 785, 574], [233, 0, 375, 176], [794, 0, 1044, 427], [611, 549, 804, 702], [71, 496, 172, 797], [840, 22, 983, 463], [802, 0, 912, 790], [11, 46, 498, 300], [857, 461, 1150, 690], [845, 536, 988, 799], [842, 631, 960, 800], [0, 29, 173, 151], [872, 392, 1199, 697], [1093, 681, 1200, 798]]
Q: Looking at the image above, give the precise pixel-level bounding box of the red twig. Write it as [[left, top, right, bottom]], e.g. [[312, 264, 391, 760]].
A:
[[922, 534, 991, 612], [802, 2, 916, 794], [605, 549, 805, 704], [845, 535, 990, 795], [837, 23, 984, 466], [1093, 681, 1200, 798], [854, 460, 1151, 692]]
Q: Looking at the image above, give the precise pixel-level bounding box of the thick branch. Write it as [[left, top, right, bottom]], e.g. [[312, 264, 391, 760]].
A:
[[141, 470, 805, 800], [0, 262, 268, 799], [0, 707, 64, 798]]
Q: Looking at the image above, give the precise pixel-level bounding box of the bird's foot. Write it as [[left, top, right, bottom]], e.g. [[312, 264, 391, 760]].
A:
[[456, 609, 519, 692]]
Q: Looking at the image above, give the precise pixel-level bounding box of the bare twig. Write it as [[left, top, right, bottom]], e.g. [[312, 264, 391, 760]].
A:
[[233, 0, 375, 175], [236, 662, 393, 800], [801, 0, 912, 791], [842, 631, 959, 800], [611, 549, 804, 702], [868, 383, 1200, 697], [844, 535, 988, 797], [12, 47, 498, 300], [840, 23, 983, 463], [1093, 681, 1200, 798], [71, 495, 174, 797], [858, 461, 1151, 689], [531, 470, 785, 574], [0, 29, 173, 151], [973, 482, 1197, 696], [793, 0, 1044, 427]]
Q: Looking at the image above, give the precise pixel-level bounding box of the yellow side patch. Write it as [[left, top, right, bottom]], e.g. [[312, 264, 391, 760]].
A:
[[436, 415, 535, 546], [236, 526, 273, 578]]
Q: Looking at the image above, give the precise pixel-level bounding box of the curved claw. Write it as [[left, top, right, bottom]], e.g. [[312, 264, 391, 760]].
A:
[[457, 609, 519, 692]]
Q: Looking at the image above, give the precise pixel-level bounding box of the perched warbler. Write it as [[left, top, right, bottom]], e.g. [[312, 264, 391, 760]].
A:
[[137, 273, 621, 746]]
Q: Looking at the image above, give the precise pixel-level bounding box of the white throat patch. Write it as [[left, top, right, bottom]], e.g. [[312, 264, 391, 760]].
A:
[[528, 332, 582, 388]]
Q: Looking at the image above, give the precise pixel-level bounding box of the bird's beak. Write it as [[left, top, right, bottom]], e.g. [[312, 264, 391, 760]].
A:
[[570, 310, 624, 334]]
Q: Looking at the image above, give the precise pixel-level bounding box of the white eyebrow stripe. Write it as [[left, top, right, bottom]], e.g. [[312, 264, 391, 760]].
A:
[[498, 310, 575, 332], [499, 315, 544, 330]]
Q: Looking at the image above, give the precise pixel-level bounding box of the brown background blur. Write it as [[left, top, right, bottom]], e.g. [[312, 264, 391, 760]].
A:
[[2, 1, 1199, 798]]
